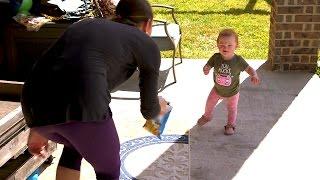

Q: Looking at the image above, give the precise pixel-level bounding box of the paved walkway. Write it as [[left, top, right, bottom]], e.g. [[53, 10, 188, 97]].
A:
[[38, 59, 320, 180], [190, 61, 320, 180]]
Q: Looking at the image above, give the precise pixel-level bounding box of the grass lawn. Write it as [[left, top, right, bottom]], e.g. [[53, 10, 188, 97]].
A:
[[150, 0, 271, 60]]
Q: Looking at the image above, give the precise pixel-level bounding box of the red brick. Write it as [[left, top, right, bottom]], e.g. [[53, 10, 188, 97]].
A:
[[276, 40, 301, 47], [283, 63, 290, 71], [276, 32, 283, 39], [310, 56, 318, 63], [288, 0, 295, 5], [280, 56, 291, 62], [274, 56, 281, 63], [294, 32, 320, 38], [272, 64, 281, 71], [276, 48, 282, 55], [297, 0, 317, 5], [301, 55, 311, 61], [276, 0, 285, 5], [301, 57, 310, 63], [311, 40, 320, 46], [305, 6, 314, 13], [295, 15, 312, 22], [285, 32, 292, 38], [276, 15, 284, 22], [270, 0, 320, 72], [291, 48, 318, 54], [304, 24, 312, 31], [276, 24, 303, 30], [294, 56, 301, 62], [303, 40, 310, 46], [301, 55, 310, 63], [290, 63, 316, 71], [278, 7, 304, 14], [282, 48, 291, 55], [313, 15, 320, 22], [314, 24, 320, 30], [295, 15, 320, 22], [286, 15, 293, 22]]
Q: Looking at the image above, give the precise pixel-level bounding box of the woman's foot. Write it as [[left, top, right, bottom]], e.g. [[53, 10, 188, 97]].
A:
[[224, 124, 235, 135], [197, 115, 211, 126]]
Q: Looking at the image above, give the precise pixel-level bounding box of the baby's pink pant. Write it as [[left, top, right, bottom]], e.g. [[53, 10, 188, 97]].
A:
[[203, 88, 239, 125]]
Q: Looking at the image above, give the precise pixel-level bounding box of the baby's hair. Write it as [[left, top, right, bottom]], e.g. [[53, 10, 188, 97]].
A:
[[217, 28, 239, 45]]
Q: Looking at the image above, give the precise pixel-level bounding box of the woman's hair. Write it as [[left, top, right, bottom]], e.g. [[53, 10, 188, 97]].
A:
[[217, 28, 239, 44], [113, 0, 153, 26]]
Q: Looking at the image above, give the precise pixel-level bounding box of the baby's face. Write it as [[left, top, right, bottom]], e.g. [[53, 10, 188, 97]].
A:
[[217, 36, 237, 60]]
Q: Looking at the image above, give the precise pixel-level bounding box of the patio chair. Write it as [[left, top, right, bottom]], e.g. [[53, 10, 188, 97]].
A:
[[151, 4, 182, 85]]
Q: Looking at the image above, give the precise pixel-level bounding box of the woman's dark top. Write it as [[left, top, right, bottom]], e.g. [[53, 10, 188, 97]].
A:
[[21, 18, 161, 127]]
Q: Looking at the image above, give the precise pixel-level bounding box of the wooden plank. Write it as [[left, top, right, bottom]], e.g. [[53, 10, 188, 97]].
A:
[[0, 150, 31, 179], [0, 106, 26, 167], [0, 128, 29, 167], [0, 120, 26, 147], [0, 101, 19, 119], [7, 141, 57, 180], [0, 106, 24, 137], [0, 80, 23, 98], [0, 142, 56, 179], [0, 102, 58, 179]]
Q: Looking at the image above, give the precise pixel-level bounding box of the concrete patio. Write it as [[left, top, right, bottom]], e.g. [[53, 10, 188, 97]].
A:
[[37, 59, 320, 180]]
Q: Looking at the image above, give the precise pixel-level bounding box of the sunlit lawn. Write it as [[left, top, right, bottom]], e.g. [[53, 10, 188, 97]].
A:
[[150, 0, 271, 59]]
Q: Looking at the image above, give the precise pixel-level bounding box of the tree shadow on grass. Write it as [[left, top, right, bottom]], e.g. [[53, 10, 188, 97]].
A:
[[245, 0, 271, 11], [174, 8, 270, 16], [156, 0, 271, 16]]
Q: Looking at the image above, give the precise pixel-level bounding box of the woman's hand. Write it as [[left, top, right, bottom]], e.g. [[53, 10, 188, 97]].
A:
[[158, 96, 169, 115], [27, 129, 48, 158]]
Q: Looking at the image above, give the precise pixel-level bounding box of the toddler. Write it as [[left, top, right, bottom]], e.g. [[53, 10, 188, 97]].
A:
[[197, 28, 260, 135]]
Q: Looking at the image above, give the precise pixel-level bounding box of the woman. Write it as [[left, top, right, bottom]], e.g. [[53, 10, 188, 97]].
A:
[[21, 0, 166, 179]]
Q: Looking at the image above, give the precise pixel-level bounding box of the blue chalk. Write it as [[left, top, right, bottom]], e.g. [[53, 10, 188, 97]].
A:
[[157, 105, 172, 139], [27, 168, 40, 180]]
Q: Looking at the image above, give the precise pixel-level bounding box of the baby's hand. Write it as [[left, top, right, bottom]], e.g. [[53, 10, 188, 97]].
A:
[[203, 65, 211, 75], [250, 74, 260, 85]]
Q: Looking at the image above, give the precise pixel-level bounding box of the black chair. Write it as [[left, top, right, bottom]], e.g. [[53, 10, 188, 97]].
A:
[[151, 4, 182, 85]]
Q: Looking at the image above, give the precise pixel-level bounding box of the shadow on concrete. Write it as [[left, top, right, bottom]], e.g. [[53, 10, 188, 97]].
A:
[[136, 142, 188, 179], [189, 62, 313, 179], [119, 135, 188, 180], [115, 60, 314, 179], [111, 67, 172, 100]]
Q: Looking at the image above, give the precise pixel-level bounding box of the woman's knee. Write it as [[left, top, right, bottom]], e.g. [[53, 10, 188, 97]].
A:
[[94, 159, 120, 180], [58, 146, 82, 170]]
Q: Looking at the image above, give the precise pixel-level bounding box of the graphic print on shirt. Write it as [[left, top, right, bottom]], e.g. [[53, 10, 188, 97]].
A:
[[215, 63, 232, 86]]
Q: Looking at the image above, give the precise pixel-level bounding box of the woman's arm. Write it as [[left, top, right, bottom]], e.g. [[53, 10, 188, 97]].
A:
[[137, 40, 162, 120]]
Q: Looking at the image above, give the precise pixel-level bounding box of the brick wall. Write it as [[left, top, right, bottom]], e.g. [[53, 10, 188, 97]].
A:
[[269, 0, 319, 71]]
